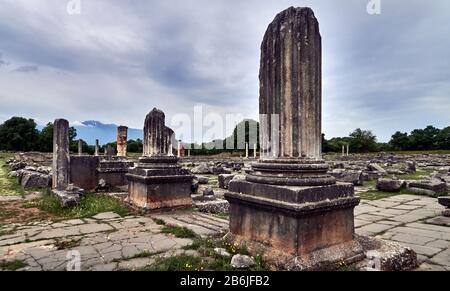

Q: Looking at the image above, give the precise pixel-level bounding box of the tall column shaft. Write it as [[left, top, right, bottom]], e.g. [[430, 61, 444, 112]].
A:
[[260, 7, 322, 159], [53, 119, 70, 190]]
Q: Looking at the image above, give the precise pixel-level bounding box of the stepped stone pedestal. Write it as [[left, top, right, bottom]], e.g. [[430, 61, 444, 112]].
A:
[[126, 108, 193, 211], [225, 158, 363, 270], [127, 156, 193, 210]]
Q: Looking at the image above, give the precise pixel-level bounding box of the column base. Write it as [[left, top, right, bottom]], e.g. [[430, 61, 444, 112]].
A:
[[224, 180, 362, 269], [126, 156, 194, 211]]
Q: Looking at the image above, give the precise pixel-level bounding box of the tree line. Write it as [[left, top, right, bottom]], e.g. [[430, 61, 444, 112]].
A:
[[0, 117, 144, 154], [0, 116, 449, 154]]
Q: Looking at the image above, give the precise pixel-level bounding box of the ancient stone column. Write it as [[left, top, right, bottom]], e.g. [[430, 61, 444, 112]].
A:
[[127, 108, 193, 210], [52, 119, 70, 190], [245, 143, 249, 159], [177, 140, 181, 158], [95, 139, 100, 156], [259, 7, 322, 160], [78, 140, 82, 156], [224, 7, 362, 270], [143, 108, 174, 156], [254, 144, 257, 158], [117, 126, 128, 157]]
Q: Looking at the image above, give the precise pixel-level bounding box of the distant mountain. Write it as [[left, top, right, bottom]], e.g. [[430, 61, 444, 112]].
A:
[[73, 121, 143, 145]]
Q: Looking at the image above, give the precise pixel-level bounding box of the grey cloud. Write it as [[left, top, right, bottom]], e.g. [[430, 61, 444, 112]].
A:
[[15, 65, 39, 73], [0, 0, 449, 143]]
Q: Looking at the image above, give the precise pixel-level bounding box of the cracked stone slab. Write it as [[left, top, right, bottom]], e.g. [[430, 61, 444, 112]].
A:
[[92, 212, 122, 220]]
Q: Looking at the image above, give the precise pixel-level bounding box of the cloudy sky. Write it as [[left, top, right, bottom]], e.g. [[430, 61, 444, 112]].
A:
[[0, 0, 449, 142]]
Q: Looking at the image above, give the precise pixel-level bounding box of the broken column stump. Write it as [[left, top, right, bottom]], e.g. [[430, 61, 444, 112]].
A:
[[126, 108, 193, 211], [224, 7, 416, 271], [52, 119, 84, 207], [117, 126, 128, 157]]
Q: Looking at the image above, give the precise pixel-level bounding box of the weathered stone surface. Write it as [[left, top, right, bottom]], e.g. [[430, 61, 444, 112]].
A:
[[406, 161, 417, 173], [377, 179, 403, 192], [196, 176, 209, 184], [368, 163, 387, 174], [127, 110, 193, 211], [191, 164, 212, 175], [214, 248, 231, 258], [330, 169, 364, 186], [438, 196, 450, 208], [407, 187, 437, 197], [231, 254, 255, 269], [218, 174, 235, 189], [356, 235, 418, 271], [408, 180, 448, 195], [20, 171, 51, 189], [195, 200, 230, 215], [52, 185, 84, 208], [117, 126, 128, 157], [52, 119, 70, 190], [143, 108, 174, 156], [191, 179, 199, 193], [203, 188, 214, 197], [259, 7, 322, 159]]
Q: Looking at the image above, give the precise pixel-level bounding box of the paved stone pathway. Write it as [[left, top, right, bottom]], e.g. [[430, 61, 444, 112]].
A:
[[355, 194, 450, 271], [0, 195, 448, 271], [0, 211, 228, 271]]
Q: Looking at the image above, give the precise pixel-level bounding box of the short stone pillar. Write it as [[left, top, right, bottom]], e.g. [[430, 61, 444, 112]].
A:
[[126, 108, 193, 211], [225, 7, 362, 270], [78, 139, 82, 156], [117, 126, 128, 157], [95, 139, 100, 156], [245, 143, 249, 159], [53, 119, 70, 190], [106, 145, 115, 156]]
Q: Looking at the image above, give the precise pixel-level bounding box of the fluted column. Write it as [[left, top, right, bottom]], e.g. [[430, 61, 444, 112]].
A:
[[260, 7, 322, 160]]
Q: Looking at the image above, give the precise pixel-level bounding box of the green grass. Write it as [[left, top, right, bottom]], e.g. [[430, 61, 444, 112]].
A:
[[0, 154, 25, 197], [0, 259, 28, 271], [398, 168, 435, 180], [141, 251, 267, 271], [141, 255, 205, 271], [152, 218, 166, 226], [113, 250, 163, 263], [358, 188, 418, 201], [0, 152, 48, 197], [24, 193, 130, 219], [161, 225, 197, 239]]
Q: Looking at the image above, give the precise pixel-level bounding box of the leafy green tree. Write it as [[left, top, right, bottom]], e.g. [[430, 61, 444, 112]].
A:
[[437, 126, 450, 150], [409, 125, 440, 151], [0, 117, 39, 151], [127, 139, 143, 153], [389, 131, 410, 151], [349, 128, 378, 153]]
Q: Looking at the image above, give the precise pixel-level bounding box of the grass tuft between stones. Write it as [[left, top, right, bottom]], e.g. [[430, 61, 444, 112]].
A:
[[0, 259, 28, 271], [161, 225, 197, 239], [23, 192, 130, 219]]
